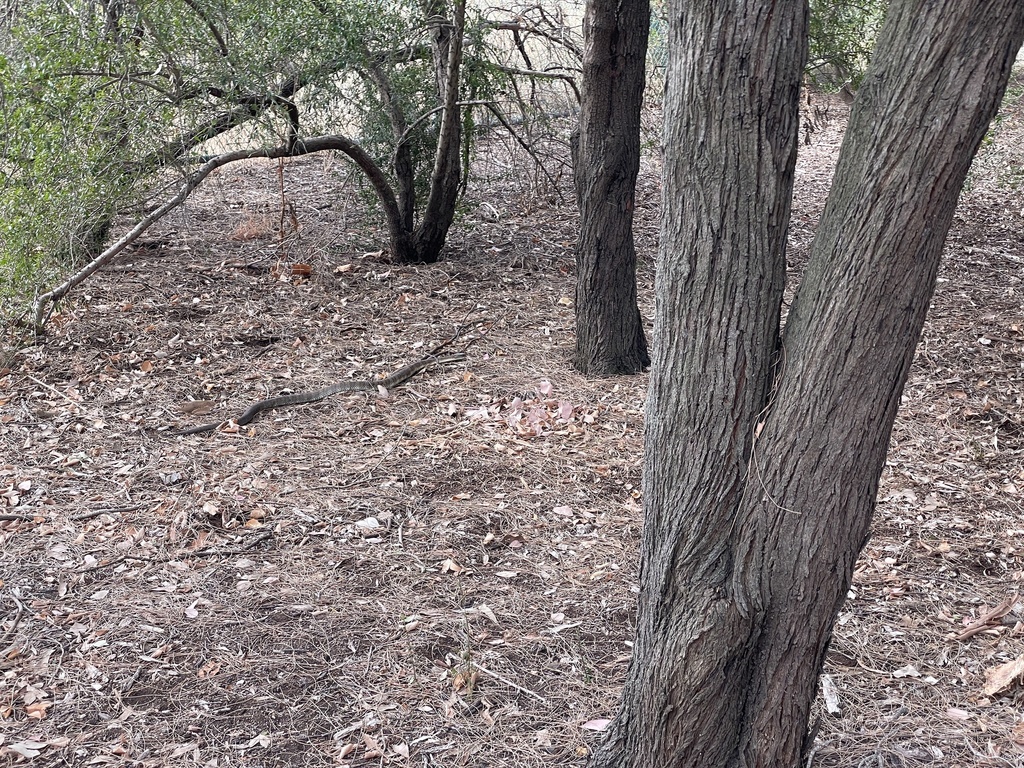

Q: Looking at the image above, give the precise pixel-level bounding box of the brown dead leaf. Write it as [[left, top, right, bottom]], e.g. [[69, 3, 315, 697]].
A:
[[197, 660, 221, 679], [452, 669, 478, 692], [178, 399, 216, 415], [362, 733, 383, 759], [983, 654, 1024, 697], [271, 262, 313, 280], [440, 558, 467, 574], [25, 700, 51, 720]]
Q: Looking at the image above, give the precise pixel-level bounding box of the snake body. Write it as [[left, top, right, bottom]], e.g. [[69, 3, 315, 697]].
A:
[[167, 352, 465, 436]]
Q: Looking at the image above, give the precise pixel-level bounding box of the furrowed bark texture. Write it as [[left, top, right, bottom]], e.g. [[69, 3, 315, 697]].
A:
[[572, 0, 651, 376], [590, 0, 807, 758], [591, 1, 1024, 767], [732, 5, 1024, 763]]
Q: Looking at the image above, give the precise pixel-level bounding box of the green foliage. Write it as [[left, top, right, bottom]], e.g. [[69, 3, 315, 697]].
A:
[[807, 0, 888, 88], [1, 0, 579, 315]]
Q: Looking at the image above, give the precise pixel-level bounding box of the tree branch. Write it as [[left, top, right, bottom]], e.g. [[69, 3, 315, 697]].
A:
[[488, 64, 581, 102], [31, 134, 400, 334]]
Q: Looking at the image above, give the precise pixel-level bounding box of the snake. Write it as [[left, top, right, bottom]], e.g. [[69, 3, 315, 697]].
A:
[[165, 352, 466, 436]]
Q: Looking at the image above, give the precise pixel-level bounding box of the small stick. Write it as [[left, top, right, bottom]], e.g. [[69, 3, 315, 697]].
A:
[[24, 374, 81, 408], [448, 653, 546, 703], [953, 593, 1019, 641], [71, 503, 146, 521], [0, 591, 26, 648], [0, 513, 36, 522]]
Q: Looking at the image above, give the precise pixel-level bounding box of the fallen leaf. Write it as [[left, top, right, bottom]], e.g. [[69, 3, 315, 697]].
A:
[[362, 732, 382, 759], [945, 708, 972, 720], [25, 700, 50, 720], [892, 664, 920, 678], [582, 719, 611, 731], [6, 740, 48, 758], [983, 654, 1024, 696], [179, 400, 215, 415], [440, 558, 465, 574], [476, 603, 498, 624]]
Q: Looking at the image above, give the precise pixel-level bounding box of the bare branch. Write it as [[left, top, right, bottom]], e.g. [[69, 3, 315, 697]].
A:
[[486, 20, 582, 58], [488, 64, 580, 103], [483, 102, 562, 196]]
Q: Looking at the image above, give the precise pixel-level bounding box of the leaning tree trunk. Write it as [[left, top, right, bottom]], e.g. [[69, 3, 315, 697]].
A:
[[572, 0, 651, 376], [590, 1, 1024, 767]]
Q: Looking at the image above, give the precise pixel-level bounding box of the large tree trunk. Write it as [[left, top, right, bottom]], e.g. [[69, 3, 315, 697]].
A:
[[572, 0, 651, 376], [590, 1, 1024, 767]]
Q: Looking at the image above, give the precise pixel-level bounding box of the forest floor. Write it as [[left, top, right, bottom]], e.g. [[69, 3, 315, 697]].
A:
[[2, 86, 1024, 767]]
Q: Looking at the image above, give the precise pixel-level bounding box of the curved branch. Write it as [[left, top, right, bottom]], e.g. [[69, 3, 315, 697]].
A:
[[396, 99, 494, 149], [484, 103, 562, 196], [31, 134, 402, 334]]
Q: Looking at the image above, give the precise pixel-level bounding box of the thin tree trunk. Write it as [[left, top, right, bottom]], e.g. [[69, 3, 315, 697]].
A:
[[590, 1, 1024, 767], [366, 63, 416, 233], [405, 0, 465, 264], [572, 0, 651, 376]]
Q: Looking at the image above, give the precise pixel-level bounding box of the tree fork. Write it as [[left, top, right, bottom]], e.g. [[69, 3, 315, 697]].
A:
[[734, 3, 1024, 764], [590, 0, 1024, 767]]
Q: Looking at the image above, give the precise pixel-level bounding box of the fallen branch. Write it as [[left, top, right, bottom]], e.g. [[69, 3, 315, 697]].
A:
[[0, 590, 26, 649]]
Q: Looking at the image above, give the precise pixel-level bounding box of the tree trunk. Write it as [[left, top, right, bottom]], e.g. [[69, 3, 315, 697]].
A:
[[572, 0, 651, 376], [403, 0, 465, 264], [590, 1, 1024, 767], [366, 62, 416, 234]]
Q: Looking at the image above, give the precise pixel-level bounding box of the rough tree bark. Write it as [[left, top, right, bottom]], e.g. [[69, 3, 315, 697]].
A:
[[572, 0, 651, 376], [590, 1, 1024, 767], [402, 0, 465, 264]]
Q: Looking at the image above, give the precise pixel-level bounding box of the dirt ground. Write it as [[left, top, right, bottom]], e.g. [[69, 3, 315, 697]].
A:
[[2, 87, 1023, 767]]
